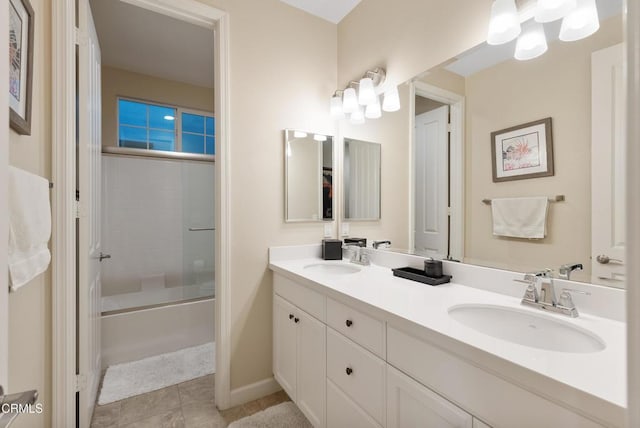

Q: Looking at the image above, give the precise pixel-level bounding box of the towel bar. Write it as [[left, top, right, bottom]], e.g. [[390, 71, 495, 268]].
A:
[[482, 195, 565, 205]]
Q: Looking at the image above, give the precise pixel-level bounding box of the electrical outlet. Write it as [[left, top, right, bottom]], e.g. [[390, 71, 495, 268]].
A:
[[323, 223, 332, 237], [341, 222, 350, 237]]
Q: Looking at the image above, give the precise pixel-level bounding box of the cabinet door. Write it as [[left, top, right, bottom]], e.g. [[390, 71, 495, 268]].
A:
[[387, 365, 472, 428], [297, 311, 326, 428], [327, 379, 382, 428], [274, 295, 298, 400]]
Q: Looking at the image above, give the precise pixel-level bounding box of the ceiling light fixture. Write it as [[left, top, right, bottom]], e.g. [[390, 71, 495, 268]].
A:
[[487, 0, 521, 45], [559, 0, 599, 42], [534, 0, 576, 23], [515, 22, 548, 60], [330, 68, 397, 124]]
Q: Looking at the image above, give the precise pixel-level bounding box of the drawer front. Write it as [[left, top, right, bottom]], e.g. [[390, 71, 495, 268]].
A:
[[326, 297, 385, 358], [327, 328, 385, 425], [274, 273, 325, 322], [327, 379, 382, 428]]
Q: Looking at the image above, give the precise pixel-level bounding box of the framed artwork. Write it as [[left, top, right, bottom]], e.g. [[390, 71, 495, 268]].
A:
[[491, 117, 554, 182], [9, 0, 34, 135]]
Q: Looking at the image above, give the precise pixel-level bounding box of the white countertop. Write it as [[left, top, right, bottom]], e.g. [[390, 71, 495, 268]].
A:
[[269, 256, 627, 410]]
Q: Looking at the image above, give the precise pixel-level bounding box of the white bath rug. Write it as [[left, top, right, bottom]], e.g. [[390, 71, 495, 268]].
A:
[[98, 342, 215, 405], [228, 402, 312, 428]]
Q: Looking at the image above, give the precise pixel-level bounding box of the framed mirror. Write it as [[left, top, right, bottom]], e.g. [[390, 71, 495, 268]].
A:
[[343, 138, 381, 221], [284, 129, 334, 222]]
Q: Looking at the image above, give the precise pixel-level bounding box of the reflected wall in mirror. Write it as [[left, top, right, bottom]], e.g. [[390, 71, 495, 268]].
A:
[[399, 1, 624, 286], [284, 129, 334, 222], [344, 138, 381, 220]]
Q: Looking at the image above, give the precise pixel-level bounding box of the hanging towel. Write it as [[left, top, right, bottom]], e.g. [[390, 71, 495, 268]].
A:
[[491, 197, 549, 239], [8, 166, 52, 291]]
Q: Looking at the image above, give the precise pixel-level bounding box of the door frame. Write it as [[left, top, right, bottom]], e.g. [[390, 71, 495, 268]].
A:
[[409, 82, 465, 260], [51, 1, 232, 425], [0, 0, 9, 388]]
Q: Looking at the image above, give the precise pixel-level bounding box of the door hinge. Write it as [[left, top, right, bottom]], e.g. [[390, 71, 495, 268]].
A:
[[447, 206, 452, 216], [447, 123, 453, 133], [75, 374, 87, 392], [74, 200, 81, 218]]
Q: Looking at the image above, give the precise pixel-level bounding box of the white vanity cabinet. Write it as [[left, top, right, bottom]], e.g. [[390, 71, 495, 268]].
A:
[[273, 277, 326, 428]]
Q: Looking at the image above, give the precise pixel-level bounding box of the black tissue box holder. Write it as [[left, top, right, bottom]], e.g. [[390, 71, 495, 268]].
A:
[[322, 239, 343, 260]]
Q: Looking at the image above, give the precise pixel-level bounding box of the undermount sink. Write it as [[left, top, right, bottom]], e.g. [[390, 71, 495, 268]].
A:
[[303, 262, 361, 275], [448, 304, 605, 353]]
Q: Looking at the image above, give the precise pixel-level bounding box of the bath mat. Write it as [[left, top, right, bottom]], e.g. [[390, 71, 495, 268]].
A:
[[98, 342, 215, 405], [228, 402, 312, 428]]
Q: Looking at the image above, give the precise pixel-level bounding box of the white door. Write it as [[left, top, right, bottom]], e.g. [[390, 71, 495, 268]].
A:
[[297, 311, 326, 428], [78, 0, 102, 425], [414, 105, 449, 258], [273, 295, 298, 400], [591, 43, 626, 288], [387, 365, 472, 428], [0, 0, 9, 389]]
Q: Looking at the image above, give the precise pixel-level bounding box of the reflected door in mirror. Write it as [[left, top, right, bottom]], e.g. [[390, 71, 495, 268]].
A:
[[344, 139, 381, 220]]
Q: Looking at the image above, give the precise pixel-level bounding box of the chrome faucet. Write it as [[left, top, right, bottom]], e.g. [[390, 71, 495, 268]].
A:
[[558, 262, 583, 280], [372, 240, 391, 249], [343, 244, 370, 266], [513, 269, 590, 317]]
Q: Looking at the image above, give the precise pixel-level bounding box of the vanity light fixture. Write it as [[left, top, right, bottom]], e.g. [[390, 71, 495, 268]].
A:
[[487, 0, 521, 45], [535, 0, 576, 23], [313, 134, 327, 142], [515, 22, 548, 60], [559, 0, 599, 42], [331, 67, 398, 124]]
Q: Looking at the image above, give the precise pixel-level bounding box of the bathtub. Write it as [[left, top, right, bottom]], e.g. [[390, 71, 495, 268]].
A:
[[101, 296, 215, 368]]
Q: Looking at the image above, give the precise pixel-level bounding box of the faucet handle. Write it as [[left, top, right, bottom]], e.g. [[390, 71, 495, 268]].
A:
[[513, 278, 539, 302], [558, 288, 591, 308]]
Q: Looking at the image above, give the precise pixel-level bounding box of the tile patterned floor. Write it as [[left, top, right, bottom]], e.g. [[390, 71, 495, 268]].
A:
[[91, 375, 290, 428]]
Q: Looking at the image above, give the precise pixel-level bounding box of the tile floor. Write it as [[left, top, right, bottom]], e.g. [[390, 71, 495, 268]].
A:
[[91, 375, 290, 428]]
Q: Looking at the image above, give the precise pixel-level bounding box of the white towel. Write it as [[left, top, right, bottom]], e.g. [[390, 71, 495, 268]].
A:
[[491, 197, 549, 239], [8, 166, 52, 291]]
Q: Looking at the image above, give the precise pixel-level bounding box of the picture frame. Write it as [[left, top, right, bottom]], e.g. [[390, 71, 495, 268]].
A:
[[9, 0, 34, 136], [491, 117, 554, 182]]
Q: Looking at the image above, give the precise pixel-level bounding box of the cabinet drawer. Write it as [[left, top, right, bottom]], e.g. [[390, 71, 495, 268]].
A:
[[326, 297, 385, 358], [327, 379, 382, 428], [327, 328, 385, 425], [274, 273, 325, 321]]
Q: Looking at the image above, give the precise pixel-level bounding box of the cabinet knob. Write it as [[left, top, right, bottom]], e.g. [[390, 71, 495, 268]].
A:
[[345, 319, 353, 327], [294, 317, 300, 323], [289, 314, 294, 320], [345, 367, 353, 375]]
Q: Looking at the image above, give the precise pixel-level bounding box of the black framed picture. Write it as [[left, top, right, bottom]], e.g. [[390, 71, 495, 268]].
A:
[[9, 0, 34, 135]]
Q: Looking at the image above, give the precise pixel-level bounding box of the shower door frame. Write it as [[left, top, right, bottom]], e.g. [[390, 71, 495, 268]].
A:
[[51, 1, 233, 425]]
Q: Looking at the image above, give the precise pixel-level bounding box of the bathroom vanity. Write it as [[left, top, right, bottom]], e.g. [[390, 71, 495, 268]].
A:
[[269, 245, 625, 428]]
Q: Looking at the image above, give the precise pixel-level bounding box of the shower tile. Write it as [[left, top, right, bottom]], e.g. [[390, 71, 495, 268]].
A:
[[119, 385, 182, 425]]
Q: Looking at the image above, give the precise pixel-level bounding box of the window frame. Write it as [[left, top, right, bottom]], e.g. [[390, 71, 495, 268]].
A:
[[115, 96, 215, 161]]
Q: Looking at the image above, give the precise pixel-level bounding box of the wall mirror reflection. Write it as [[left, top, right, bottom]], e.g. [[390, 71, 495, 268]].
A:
[[284, 129, 334, 222], [398, 0, 624, 287], [343, 138, 381, 221]]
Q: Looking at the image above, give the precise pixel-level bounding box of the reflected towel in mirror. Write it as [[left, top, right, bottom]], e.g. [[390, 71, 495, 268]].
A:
[[491, 197, 549, 239]]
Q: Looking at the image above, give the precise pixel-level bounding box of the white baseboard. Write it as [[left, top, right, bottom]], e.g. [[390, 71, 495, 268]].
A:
[[228, 377, 282, 408]]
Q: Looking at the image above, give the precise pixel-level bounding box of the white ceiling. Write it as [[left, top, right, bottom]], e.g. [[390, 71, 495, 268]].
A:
[[445, 0, 623, 77], [89, 0, 214, 88], [279, 0, 362, 24]]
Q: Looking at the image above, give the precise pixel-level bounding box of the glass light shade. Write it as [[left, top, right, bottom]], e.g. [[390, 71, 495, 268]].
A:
[[342, 87, 359, 114], [514, 22, 548, 60], [487, 0, 521, 45], [382, 86, 400, 112], [313, 134, 327, 142], [293, 131, 308, 138], [534, 0, 576, 23], [365, 97, 382, 119], [358, 77, 377, 106], [350, 106, 365, 125], [559, 0, 599, 42], [330, 95, 345, 119]]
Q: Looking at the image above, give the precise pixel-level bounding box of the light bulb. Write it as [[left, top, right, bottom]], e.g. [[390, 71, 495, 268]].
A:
[[330, 95, 344, 119], [535, 0, 576, 23], [350, 106, 365, 125], [342, 87, 359, 114], [365, 97, 382, 119], [358, 77, 377, 106], [487, 0, 521, 45], [559, 0, 599, 42], [515, 22, 548, 60], [382, 86, 400, 112]]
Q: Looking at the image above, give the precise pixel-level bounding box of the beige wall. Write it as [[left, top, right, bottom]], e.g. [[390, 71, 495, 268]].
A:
[[101, 66, 215, 147], [464, 16, 623, 280], [415, 96, 445, 116], [8, 0, 52, 426]]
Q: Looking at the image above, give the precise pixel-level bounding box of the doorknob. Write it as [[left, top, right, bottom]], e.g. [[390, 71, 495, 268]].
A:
[[99, 253, 111, 262], [596, 254, 624, 265]]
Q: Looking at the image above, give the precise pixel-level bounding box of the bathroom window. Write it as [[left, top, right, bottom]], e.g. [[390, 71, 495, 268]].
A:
[[117, 98, 215, 155]]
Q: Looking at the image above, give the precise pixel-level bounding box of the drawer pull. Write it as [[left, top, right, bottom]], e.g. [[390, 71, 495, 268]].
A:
[[294, 317, 300, 323], [345, 367, 353, 375], [345, 319, 353, 327], [289, 314, 294, 320]]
